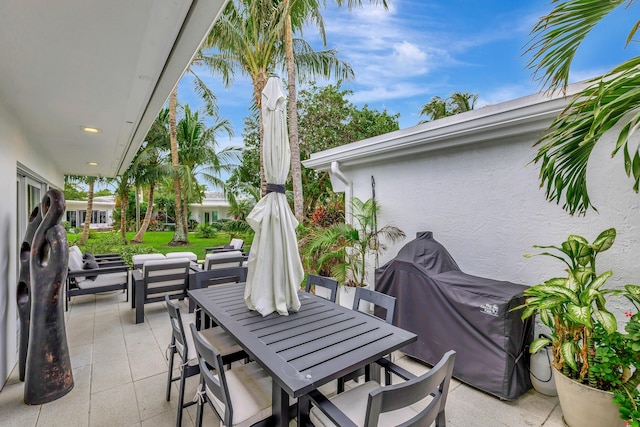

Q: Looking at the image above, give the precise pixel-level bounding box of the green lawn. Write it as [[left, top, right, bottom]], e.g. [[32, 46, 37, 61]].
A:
[[69, 230, 252, 261]]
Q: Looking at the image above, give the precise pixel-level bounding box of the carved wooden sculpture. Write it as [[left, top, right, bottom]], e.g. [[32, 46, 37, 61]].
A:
[[23, 189, 74, 404], [16, 205, 42, 381]]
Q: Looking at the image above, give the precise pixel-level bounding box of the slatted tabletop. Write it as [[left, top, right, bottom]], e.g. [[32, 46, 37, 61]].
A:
[[188, 283, 417, 425]]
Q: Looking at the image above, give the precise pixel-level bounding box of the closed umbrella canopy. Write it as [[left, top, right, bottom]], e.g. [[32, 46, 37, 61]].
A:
[[244, 75, 303, 316]]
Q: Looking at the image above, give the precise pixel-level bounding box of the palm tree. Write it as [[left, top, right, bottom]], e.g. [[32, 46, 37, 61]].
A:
[[526, 0, 640, 215], [449, 91, 478, 114], [167, 47, 226, 246], [175, 104, 236, 232], [130, 110, 173, 243], [65, 175, 102, 246], [281, 0, 387, 221], [419, 91, 479, 123], [204, 0, 353, 196], [419, 96, 449, 122]]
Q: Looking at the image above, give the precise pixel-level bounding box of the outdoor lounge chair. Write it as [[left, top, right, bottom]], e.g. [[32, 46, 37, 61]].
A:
[[203, 251, 244, 271], [337, 288, 397, 393], [165, 296, 245, 427], [132, 258, 191, 324], [204, 238, 244, 256], [305, 350, 456, 427], [66, 246, 129, 311]]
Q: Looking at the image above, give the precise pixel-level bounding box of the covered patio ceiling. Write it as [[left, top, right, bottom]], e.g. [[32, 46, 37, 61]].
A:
[[0, 0, 227, 178]]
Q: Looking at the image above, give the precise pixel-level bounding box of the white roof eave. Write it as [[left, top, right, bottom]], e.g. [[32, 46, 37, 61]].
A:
[[303, 84, 584, 172]]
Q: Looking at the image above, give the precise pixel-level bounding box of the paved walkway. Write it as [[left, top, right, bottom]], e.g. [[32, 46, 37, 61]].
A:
[[0, 291, 565, 426]]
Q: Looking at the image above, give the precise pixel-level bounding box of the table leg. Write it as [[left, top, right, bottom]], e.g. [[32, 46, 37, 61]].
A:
[[272, 383, 290, 427], [298, 395, 311, 427]]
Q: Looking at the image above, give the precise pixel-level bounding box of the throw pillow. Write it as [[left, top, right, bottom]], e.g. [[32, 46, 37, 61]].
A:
[[82, 258, 99, 281]]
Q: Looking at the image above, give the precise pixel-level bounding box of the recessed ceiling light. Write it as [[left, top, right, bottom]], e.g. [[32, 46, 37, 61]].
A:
[[81, 126, 101, 133], [87, 162, 99, 166]]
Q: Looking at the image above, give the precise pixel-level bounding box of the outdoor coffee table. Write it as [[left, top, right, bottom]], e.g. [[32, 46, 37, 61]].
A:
[[188, 282, 417, 427]]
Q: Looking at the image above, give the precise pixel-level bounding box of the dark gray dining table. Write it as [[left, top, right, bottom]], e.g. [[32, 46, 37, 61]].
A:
[[188, 282, 417, 427]]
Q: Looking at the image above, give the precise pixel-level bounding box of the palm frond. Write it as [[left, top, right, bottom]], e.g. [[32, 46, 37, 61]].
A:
[[526, 0, 627, 92], [533, 56, 640, 214]]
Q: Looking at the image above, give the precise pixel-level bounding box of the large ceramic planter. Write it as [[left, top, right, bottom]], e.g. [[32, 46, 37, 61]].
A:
[[553, 367, 624, 427]]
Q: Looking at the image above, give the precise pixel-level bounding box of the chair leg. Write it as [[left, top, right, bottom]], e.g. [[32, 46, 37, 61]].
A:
[[337, 377, 345, 394], [176, 369, 187, 427], [166, 346, 175, 401], [195, 386, 204, 427]]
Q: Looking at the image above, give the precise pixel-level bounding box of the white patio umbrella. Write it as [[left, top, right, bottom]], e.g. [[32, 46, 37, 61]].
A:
[[244, 75, 303, 316]]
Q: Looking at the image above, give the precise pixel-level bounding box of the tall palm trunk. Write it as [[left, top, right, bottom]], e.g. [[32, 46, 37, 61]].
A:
[[182, 191, 189, 236], [253, 72, 269, 196], [77, 179, 94, 246], [130, 183, 156, 243], [168, 87, 188, 245], [119, 192, 128, 244], [284, 9, 304, 221]]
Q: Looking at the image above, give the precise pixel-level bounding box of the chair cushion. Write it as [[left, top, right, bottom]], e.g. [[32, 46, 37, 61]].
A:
[[182, 324, 243, 366], [309, 381, 420, 427], [229, 238, 244, 250], [166, 251, 197, 262], [68, 245, 87, 281], [132, 253, 166, 268], [76, 271, 128, 290], [206, 362, 272, 427]]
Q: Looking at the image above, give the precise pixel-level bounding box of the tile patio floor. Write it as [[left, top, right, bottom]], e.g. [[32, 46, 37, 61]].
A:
[[0, 291, 566, 427]]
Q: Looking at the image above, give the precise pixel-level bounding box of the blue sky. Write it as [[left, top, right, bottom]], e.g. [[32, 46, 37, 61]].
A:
[[177, 0, 639, 177]]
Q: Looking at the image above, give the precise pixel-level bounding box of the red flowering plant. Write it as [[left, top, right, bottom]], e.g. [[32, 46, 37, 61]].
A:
[[516, 229, 640, 425]]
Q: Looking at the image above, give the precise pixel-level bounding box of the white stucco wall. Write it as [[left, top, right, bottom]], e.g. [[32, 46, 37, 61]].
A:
[[307, 88, 640, 324], [0, 97, 64, 385]]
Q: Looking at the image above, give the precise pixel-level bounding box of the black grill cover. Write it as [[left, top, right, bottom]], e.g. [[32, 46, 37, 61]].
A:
[[375, 231, 533, 400]]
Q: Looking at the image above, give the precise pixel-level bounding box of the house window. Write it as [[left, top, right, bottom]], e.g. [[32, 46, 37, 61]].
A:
[[67, 211, 77, 227], [204, 212, 210, 223], [90, 210, 107, 224], [212, 211, 218, 222]]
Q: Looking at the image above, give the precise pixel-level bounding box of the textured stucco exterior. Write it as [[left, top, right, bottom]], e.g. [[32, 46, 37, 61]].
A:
[[0, 97, 65, 385], [304, 84, 640, 323]]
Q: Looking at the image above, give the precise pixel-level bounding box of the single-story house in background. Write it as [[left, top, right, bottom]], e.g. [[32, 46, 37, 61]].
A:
[[187, 191, 232, 224], [304, 82, 640, 319], [0, 0, 228, 385], [65, 196, 116, 230], [64, 191, 231, 230]]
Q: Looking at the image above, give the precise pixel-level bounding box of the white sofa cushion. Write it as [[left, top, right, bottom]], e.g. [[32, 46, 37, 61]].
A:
[[77, 271, 128, 290]]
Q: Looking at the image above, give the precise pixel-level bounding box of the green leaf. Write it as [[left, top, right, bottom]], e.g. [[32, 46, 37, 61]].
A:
[[567, 303, 592, 327], [530, 337, 552, 354], [572, 267, 594, 287], [528, 284, 579, 304], [594, 310, 617, 334], [561, 341, 578, 372], [587, 270, 612, 291], [591, 228, 616, 252]]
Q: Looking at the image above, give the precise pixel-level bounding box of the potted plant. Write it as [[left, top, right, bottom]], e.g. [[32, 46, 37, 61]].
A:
[[302, 197, 405, 307], [517, 228, 640, 427]]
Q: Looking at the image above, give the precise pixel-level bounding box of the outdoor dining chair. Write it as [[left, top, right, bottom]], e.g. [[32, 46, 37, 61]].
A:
[[338, 288, 397, 393], [189, 323, 276, 427], [193, 266, 248, 329], [305, 274, 338, 303], [305, 350, 456, 427], [164, 296, 245, 427]]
